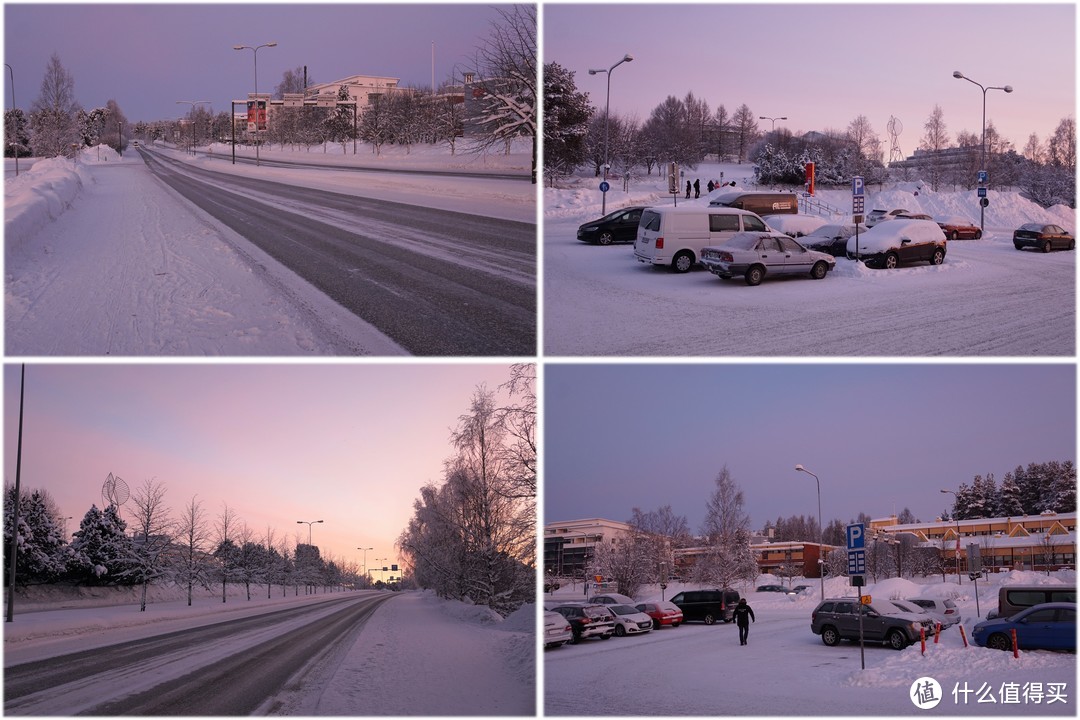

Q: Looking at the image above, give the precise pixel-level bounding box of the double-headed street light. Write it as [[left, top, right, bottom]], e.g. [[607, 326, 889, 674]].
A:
[[952, 71, 1013, 231], [357, 547, 373, 577], [794, 464, 824, 603], [297, 519, 323, 546], [940, 489, 963, 584], [234, 42, 277, 166], [759, 115, 787, 132], [588, 53, 633, 215], [176, 101, 210, 156]]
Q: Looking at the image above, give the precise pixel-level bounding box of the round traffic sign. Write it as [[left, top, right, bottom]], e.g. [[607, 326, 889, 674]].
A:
[[599, 181, 610, 193]]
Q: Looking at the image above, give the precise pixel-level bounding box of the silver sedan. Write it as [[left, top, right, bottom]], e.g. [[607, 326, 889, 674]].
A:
[[700, 232, 836, 286]]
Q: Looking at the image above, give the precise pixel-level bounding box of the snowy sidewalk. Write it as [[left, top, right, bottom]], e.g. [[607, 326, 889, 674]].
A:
[[310, 592, 536, 716], [5, 156, 402, 356]]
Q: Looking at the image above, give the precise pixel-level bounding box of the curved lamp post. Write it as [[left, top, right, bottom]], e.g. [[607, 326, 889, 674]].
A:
[[759, 115, 787, 132], [952, 71, 1012, 231], [296, 519, 323, 546], [794, 464, 824, 602], [5, 63, 18, 177], [234, 42, 277, 166], [588, 53, 633, 215]]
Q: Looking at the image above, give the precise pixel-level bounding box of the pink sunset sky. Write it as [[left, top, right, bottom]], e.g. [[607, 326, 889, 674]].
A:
[[3, 363, 520, 576], [544, 3, 1076, 153]]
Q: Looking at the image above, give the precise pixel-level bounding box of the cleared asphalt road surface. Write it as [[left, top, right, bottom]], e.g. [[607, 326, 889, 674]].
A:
[[4, 593, 395, 715], [138, 147, 535, 356]]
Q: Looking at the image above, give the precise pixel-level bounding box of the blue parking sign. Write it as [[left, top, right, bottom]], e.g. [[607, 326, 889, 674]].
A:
[[846, 523, 865, 550], [852, 176, 865, 197]]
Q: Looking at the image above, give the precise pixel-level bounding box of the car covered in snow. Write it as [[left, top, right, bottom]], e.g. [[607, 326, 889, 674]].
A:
[[634, 600, 684, 629], [547, 602, 616, 643], [904, 597, 962, 628], [762, 214, 827, 238], [1012, 223, 1074, 252], [576, 206, 647, 245], [544, 610, 573, 648], [865, 208, 911, 227], [588, 593, 637, 606], [607, 604, 655, 636], [700, 232, 835, 286], [798, 222, 869, 257], [846, 218, 947, 269], [936, 216, 982, 240]]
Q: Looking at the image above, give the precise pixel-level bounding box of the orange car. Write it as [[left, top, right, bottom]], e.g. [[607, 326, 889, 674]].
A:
[[936, 216, 983, 240]]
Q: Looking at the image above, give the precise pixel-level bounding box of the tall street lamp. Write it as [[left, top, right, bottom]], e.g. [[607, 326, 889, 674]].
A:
[[794, 464, 825, 603], [176, 101, 210, 156], [952, 71, 1012, 231], [588, 53, 633, 215], [5, 63, 18, 177], [234, 42, 277, 167], [297, 519, 323, 546], [940, 489, 963, 584], [376, 558, 388, 584], [357, 547, 373, 578], [759, 115, 787, 132]]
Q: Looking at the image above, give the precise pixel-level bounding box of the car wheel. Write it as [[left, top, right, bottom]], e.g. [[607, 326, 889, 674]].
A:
[[974, 230, 983, 240], [887, 630, 908, 650], [600, 633, 612, 640], [1014, 242, 1023, 251], [884, 252, 899, 269], [598, 231, 614, 246], [1069, 240, 1076, 251], [671, 622, 680, 628], [1043, 239, 1053, 253], [672, 251, 694, 273], [821, 626, 841, 646], [949, 231, 959, 241], [930, 248, 945, 265], [810, 261, 829, 280], [703, 613, 716, 625], [745, 265, 765, 286], [615, 624, 626, 637], [987, 633, 1012, 651]]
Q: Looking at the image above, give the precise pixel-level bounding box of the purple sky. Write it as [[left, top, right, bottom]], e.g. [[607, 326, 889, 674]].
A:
[[544, 364, 1076, 532], [4, 3, 511, 122], [3, 363, 518, 575], [545, 3, 1075, 155]]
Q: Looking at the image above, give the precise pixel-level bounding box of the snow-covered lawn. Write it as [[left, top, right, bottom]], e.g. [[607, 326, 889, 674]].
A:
[[544, 570, 1075, 715], [4, 583, 536, 715], [544, 163, 1076, 356]]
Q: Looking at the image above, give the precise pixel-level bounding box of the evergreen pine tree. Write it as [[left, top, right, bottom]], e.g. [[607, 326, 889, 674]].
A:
[[69, 504, 134, 584]]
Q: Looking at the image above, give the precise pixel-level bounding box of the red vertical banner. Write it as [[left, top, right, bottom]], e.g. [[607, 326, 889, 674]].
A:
[[805, 162, 815, 196]]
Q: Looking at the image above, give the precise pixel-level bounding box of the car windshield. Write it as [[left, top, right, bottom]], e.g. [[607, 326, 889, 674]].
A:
[[609, 604, 639, 615], [727, 233, 772, 250]]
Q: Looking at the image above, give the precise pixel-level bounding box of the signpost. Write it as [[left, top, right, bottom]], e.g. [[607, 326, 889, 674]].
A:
[[847, 523, 867, 669], [851, 176, 865, 261], [967, 544, 983, 617]]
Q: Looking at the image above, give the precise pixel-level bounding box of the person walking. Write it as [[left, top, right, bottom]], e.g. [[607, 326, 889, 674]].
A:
[[685, 180, 691, 199], [693, 179, 700, 199], [733, 598, 755, 645]]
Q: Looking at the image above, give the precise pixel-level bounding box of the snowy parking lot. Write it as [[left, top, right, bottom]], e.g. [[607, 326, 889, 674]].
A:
[[543, 574, 1075, 716], [544, 169, 1075, 357]]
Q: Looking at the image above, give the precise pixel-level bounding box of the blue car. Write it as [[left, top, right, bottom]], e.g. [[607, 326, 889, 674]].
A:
[[972, 602, 1075, 652]]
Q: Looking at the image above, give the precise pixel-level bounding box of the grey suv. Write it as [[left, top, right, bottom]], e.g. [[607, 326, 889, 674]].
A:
[[811, 598, 932, 650]]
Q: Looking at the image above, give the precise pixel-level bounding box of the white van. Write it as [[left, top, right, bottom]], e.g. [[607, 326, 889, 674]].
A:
[[634, 206, 769, 272]]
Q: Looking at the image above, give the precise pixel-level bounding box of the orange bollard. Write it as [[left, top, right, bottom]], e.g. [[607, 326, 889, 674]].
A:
[[920, 625, 926, 654], [934, 622, 941, 643], [1011, 628, 1019, 658], [959, 624, 969, 648]]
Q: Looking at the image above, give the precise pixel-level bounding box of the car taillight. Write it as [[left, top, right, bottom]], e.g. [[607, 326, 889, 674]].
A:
[[720, 252, 733, 262], [945, 608, 955, 614], [656, 237, 664, 249]]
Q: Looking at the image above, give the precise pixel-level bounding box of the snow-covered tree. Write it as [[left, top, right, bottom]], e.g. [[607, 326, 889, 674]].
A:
[[4, 108, 31, 158], [919, 105, 950, 191], [730, 104, 758, 163], [3, 486, 68, 583], [542, 61, 591, 182], [693, 466, 757, 588], [68, 504, 133, 584], [30, 53, 81, 158], [214, 503, 239, 602], [468, 5, 537, 183], [175, 495, 211, 606], [128, 478, 174, 611]]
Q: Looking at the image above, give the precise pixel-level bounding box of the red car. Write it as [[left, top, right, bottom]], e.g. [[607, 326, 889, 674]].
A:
[[936, 216, 983, 240], [635, 601, 684, 629]]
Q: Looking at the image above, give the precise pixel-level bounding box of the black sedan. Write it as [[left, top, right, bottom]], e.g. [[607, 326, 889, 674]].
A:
[[1013, 223, 1074, 252], [577, 206, 646, 245]]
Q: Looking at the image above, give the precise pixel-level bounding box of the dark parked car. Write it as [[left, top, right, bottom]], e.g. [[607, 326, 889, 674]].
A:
[[1013, 223, 1074, 252], [670, 589, 740, 624], [811, 597, 932, 650], [756, 584, 791, 593], [547, 602, 616, 643], [576, 206, 646, 245], [799, 222, 869, 257], [972, 602, 1076, 652], [846, 219, 947, 269]]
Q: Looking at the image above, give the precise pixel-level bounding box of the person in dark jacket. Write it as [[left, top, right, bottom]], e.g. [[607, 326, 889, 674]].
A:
[[685, 180, 691, 199], [732, 598, 755, 645], [693, 179, 700, 198]]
